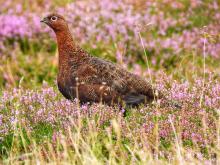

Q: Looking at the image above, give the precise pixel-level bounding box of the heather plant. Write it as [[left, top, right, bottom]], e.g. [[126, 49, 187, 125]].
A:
[[1, 74, 220, 163], [0, 0, 220, 164], [1, 0, 219, 60]]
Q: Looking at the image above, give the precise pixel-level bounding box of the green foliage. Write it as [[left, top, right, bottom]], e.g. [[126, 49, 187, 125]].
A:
[[0, 134, 14, 159], [32, 123, 54, 143]]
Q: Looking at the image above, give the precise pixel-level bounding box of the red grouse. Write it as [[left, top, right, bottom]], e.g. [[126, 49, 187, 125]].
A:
[[41, 13, 164, 107]]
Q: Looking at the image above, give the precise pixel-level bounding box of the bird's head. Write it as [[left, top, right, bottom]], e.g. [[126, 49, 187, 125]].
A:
[[41, 13, 68, 32]]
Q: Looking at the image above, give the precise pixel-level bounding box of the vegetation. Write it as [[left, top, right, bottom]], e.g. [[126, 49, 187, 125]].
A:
[[0, 0, 220, 164]]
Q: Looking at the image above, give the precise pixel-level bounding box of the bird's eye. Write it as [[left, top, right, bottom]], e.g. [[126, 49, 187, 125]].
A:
[[51, 16, 57, 21]]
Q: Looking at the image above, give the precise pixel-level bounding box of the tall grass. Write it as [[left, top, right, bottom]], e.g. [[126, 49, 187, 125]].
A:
[[1, 112, 220, 164], [0, 0, 220, 164]]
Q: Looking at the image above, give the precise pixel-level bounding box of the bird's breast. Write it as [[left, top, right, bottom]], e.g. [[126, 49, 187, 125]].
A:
[[57, 70, 76, 100]]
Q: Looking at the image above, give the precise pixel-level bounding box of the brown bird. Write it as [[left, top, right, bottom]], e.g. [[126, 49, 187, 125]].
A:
[[41, 13, 165, 107]]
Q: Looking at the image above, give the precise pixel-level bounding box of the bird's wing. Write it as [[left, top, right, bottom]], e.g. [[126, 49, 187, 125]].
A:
[[90, 57, 157, 96], [68, 56, 127, 104], [70, 56, 159, 105], [85, 57, 129, 93]]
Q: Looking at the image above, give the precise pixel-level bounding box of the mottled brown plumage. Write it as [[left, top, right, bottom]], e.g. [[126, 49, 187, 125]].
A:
[[41, 13, 162, 107]]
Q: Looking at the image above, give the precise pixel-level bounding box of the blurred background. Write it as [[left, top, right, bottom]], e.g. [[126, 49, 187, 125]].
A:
[[0, 0, 219, 88], [1, 1, 220, 162]]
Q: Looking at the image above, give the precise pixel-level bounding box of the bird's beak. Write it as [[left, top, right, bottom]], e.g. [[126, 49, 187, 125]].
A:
[[40, 17, 49, 24]]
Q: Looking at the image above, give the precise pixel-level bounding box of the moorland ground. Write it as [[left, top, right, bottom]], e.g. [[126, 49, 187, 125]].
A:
[[0, 0, 220, 164]]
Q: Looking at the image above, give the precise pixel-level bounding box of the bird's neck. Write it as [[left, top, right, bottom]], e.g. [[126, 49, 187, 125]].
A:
[[55, 28, 79, 70], [56, 28, 76, 57], [55, 28, 88, 75]]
